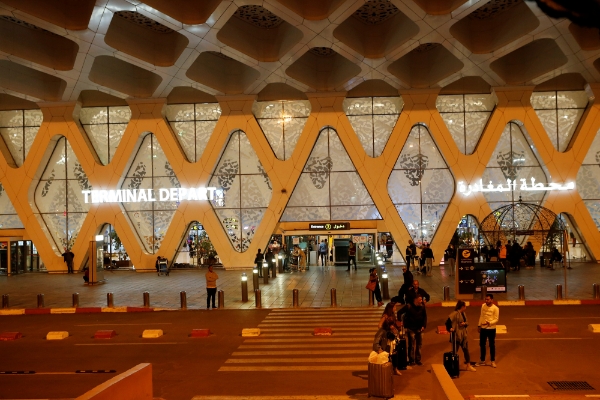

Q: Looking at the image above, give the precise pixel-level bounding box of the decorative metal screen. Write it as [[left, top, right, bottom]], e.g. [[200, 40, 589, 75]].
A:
[[343, 97, 403, 157], [0, 182, 23, 229], [388, 123, 454, 244], [209, 130, 272, 252], [576, 126, 600, 229], [0, 108, 43, 166], [281, 126, 381, 222], [80, 106, 131, 165]]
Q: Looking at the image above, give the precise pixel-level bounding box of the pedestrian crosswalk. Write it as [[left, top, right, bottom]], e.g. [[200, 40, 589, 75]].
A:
[[219, 308, 383, 372]]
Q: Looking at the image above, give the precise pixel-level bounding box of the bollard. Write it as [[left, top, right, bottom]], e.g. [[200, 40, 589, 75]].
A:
[[330, 288, 337, 307], [2, 294, 8, 309], [556, 284, 563, 300], [143, 291, 150, 308], [253, 268, 259, 291], [278, 256, 283, 273], [218, 290, 224, 308], [37, 293, 44, 308], [518, 285, 525, 301], [263, 265, 269, 285], [594, 283, 600, 300], [107, 292, 114, 308], [241, 273, 248, 302], [72, 293, 79, 308], [271, 258, 277, 278], [255, 289, 262, 309], [292, 289, 299, 308], [180, 291, 187, 309], [443, 286, 450, 302], [368, 289, 374, 306], [481, 285, 487, 300], [381, 273, 390, 300]]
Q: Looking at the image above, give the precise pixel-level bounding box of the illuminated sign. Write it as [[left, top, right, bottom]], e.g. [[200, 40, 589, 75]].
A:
[[309, 222, 350, 231], [82, 187, 223, 204], [458, 178, 574, 196]]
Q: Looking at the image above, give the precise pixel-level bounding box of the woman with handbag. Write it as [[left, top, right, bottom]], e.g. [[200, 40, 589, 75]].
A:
[[367, 268, 384, 307]]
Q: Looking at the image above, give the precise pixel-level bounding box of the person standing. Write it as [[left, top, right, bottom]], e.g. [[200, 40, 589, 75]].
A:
[[368, 268, 384, 307], [405, 242, 414, 272], [265, 247, 275, 277], [62, 249, 75, 274], [297, 245, 307, 272], [397, 295, 427, 366], [444, 244, 456, 276], [319, 239, 328, 267], [404, 280, 430, 305], [511, 241, 522, 271], [446, 300, 477, 372], [385, 235, 394, 260], [409, 240, 418, 271], [255, 248, 264, 277], [423, 244, 434, 276], [477, 294, 499, 367], [347, 240, 357, 271], [205, 265, 219, 309]]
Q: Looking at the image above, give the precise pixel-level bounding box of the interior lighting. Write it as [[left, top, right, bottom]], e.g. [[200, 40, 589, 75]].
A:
[[241, 272, 247, 281]]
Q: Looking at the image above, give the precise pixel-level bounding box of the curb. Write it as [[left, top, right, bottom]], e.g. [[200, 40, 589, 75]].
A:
[[0, 299, 599, 315]]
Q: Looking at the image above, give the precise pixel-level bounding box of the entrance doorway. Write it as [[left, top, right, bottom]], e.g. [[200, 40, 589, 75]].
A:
[[0, 239, 39, 275], [173, 222, 219, 268]]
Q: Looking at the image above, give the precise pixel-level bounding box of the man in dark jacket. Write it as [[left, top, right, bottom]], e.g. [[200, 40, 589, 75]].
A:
[[404, 280, 430, 305], [397, 295, 427, 366], [395, 266, 414, 304]]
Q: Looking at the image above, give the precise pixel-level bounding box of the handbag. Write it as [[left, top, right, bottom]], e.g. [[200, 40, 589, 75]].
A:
[[366, 280, 377, 291]]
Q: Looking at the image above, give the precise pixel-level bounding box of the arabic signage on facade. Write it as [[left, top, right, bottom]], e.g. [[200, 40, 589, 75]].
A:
[[82, 187, 223, 204], [308, 222, 350, 231], [458, 178, 575, 196]]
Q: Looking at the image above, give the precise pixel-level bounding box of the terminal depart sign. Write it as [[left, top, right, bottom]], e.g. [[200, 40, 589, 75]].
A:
[[309, 222, 350, 231]]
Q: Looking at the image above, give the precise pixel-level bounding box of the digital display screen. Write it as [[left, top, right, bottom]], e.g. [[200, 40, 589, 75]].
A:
[[475, 269, 506, 292]]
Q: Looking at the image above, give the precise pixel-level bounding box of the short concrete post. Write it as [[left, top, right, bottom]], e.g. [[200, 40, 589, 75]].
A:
[[292, 289, 299, 308], [556, 284, 563, 300], [593, 283, 600, 300], [255, 289, 262, 309], [180, 291, 187, 309], [143, 291, 150, 307], [381, 273, 390, 300], [37, 293, 44, 308], [443, 286, 450, 302], [262, 264, 269, 284], [2, 294, 8, 309], [481, 285, 487, 300], [271, 258, 276, 278], [241, 273, 248, 302], [107, 292, 114, 308], [253, 268, 259, 291], [368, 289, 374, 306], [218, 290, 224, 308], [72, 293, 79, 308], [518, 285, 525, 301], [330, 288, 337, 307]]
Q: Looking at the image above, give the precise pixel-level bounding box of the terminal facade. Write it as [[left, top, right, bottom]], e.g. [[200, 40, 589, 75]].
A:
[[0, 1, 598, 273]]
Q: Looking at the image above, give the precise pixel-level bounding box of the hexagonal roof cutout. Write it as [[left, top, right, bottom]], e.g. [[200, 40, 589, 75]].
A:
[[217, 5, 303, 62], [534, 73, 587, 91], [89, 56, 163, 98], [0, 16, 79, 71], [348, 79, 398, 97], [0, 60, 66, 101], [275, 0, 347, 20], [257, 83, 308, 101], [333, 0, 419, 59], [388, 43, 464, 88], [78, 90, 128, 107], [0, 93, 38, 110], [569, 23, 600, 51], [1, 0, 95, 30], [440, 76, 491, 94], [411, 0, 469, 15], [489, 39, 568, 85], [167, 87, 218, 104], [285, 47, 361, 91], [105, 11, 189, 67], [450, 0, 539, 54], [143, 0, 223, 25], [186, 52, 260, 95]]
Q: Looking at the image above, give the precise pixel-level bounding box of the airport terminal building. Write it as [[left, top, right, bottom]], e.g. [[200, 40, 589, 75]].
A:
[[0, 0, 599, 273]]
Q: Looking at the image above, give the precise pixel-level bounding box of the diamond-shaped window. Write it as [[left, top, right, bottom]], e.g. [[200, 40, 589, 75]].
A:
[[388, 124, 454, 244], [209, 131, 272, 252], [80, 106, 131, 165], [0, 108, 43, 167], [281, 127, 381, 221], [0, 182, 23, 229]]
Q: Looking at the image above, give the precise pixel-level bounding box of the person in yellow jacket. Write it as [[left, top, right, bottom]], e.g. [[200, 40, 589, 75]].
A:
[[205, 265, 219, 309]]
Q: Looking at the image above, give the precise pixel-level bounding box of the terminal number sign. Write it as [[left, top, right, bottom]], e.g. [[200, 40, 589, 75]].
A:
[[309, 222, 350, 231]]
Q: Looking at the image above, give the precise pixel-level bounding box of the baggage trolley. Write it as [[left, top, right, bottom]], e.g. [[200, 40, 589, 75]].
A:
[[158, 260, 169, 276]]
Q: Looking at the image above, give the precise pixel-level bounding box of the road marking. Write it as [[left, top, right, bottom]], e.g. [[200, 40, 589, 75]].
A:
[[232, 350, 364, 356], [35, 372, 80, 375], [513, 317, 600, 320], [259, 322, 378, 326], [495, 338, 591, 341], [225, 357, 365, 363], [258, 328, 374, 332], [219, 365, 366, 372], [243, 338, 370, 343], [259, 333, 373, 337], [75, 342, 184, 346], [75, 323, 173, 326], [239, 343, 371, 349], [473, 396, 530, 398], [265, 315, 381, 320], [192, 396, 421, 399], [260, 320, 380, 325]]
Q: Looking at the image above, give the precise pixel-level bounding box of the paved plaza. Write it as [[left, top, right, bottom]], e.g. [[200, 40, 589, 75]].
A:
[[1, 261, 598, 310]]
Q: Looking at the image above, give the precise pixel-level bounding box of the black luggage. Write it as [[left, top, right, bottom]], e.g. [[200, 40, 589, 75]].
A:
[[443, 332, 460, 378], [392, 327, 407, 370], [368, 362, 394, 399]]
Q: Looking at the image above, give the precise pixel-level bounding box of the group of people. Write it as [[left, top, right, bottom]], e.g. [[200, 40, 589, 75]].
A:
[[481, 240, 535, 271], [404, 240, 435, 277], [373, 293, 500, 375]]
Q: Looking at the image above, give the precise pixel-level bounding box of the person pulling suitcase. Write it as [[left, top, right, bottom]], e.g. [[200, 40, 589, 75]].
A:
[[445, 300, 476, 373]]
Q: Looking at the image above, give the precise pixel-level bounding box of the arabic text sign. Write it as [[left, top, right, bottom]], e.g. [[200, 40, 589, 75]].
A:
[[308, 222, 350, 231], [82, 187, 223, 204], [458, 178, 574, 196]]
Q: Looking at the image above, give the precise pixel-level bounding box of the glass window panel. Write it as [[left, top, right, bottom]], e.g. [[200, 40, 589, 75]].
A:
[[1, 127, 24, 166], [84, 124, 109, 165], [464, 94, 495, 112], [41, 213, 66, 251], [328, 129, 355, 171], [0, 109, 42, 166], [329, 172, 374, 206], [108, 123, 127, 162], [240, 208, 266, 252], [422, 169, 454, 203], [215, 208, 243, 251], [530, 92, 556, 109], [343, 98, 372, 116], [464, 111, 489, 154], [281, 206, 330, 222], [80, 106, 131, 165], [0, 183, 23, 229], [285, 100, 311, 118], [396, 203, 421, 240], [388, 170, 421, 204], [0, 110, 23, 127], [348, 115, 374, 156], [108, 106, 131, 123], [286, 173, 329, 207], [195, 103, 221, 121], [582, 127, 600, 165], [170, 121, 197, 162], [557, 91, 589, 108], [239, 133, 262, 175], [372, 114, 396, 157], [557, 109, 583, 152], [80, 107, 108, 124], [258, 119, 284, 160], [583, 200, 600, 229], [127, 211, 154, 253], [435, 95, 464, 113], [165, 104, 195, 122], [576, 166, 600, 199], [331, 205, 381, 220], [252, 102, 283, 119], [194, 120, 216, 162], [24, 126, 38, 161], [373, 97, 403, 114], [241, 175, 271, 208], [438, 95, 492, 155], [440, 113, 465, 153]]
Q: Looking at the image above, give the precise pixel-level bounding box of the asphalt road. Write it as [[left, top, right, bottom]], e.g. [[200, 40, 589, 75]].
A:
[[0, 305, 599, 400]]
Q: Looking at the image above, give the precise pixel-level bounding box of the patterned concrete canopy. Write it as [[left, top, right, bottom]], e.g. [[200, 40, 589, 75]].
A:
[[0, 0, 599, 273]]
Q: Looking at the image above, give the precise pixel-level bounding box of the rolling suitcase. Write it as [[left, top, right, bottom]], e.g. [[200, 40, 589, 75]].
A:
[[443, 331, 460, 378], [368, 362, 394, 399]]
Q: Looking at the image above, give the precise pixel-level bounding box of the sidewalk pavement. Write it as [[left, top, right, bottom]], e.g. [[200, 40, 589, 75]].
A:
[[0, 262, 598, 311]]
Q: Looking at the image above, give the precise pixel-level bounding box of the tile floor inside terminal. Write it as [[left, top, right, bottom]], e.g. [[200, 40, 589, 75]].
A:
[[0, 261, 598, 310]]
